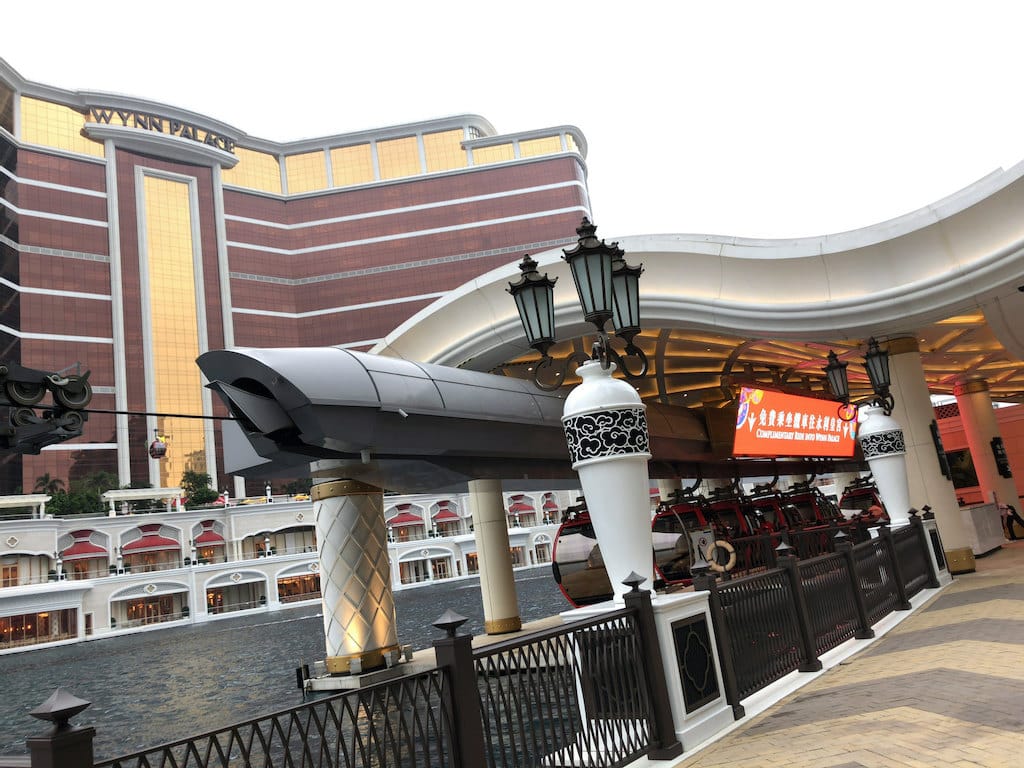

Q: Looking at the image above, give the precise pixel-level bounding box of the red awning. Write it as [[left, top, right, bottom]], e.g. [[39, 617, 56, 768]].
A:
[[433, 509, 460, 522], [62, 540, 108, 561], [194, 530, 225, 545], [543, 499, 559, 511], [388, 511, 424, 526], [122, 534, 181, 552], [509, 501, 534, 513]]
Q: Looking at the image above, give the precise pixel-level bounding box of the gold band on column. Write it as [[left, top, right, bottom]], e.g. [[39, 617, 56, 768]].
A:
[[885, 336, 920, 356], [953, 379, 989, 397], [311, 479, 381, 501], [484, 616, 522, 634], [325, 644, 401, 675]]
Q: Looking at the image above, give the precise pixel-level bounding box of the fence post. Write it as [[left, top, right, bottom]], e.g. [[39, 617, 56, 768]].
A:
[[25, 689, 95, 768], [691, 571, 746, 719], [877, 525, 912, 610], [432, 610, 487, 768], [834, 532, 875, 639], [776, 553, 823, 673], [622, 576, 683, 760], [910, 513, 940, 588]]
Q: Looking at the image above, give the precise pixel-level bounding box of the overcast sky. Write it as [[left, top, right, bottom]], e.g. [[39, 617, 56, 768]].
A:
[[5, 2, 1024, 240]]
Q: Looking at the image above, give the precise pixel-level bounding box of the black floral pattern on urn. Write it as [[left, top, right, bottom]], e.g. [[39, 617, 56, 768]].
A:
[[859, 428, 906, 459], [563, 408, 650, 464]]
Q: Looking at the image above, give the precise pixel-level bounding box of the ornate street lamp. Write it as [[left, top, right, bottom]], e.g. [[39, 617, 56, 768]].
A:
[[506, 255, 557, 357], [823, 337, 894, 418], [823, 339, 910, 526], [507, 218, 647, 390], [507, 218, 656, 601]]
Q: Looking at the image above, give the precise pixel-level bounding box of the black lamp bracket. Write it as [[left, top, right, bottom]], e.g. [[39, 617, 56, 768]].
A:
[[592, 330, 649, 379]]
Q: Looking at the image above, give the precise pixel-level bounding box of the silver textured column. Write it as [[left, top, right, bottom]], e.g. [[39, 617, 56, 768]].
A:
[[312, 479, 399, 674]]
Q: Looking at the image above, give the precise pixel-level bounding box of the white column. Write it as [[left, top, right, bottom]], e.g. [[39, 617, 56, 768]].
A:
[[467, 479, 521, 634], [887, 336, 971, 548], [656, 478, 682, 503], [954, 379, 1019, 508], [311, 478, 399, 674], [563, 360, 654, 601]]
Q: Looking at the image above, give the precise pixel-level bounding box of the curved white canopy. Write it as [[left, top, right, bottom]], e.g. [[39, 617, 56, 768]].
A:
[[375, 160, 1024, 399]]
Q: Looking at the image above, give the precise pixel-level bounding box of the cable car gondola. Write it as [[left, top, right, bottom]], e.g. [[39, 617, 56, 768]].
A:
[[549, 499, 614, 607]]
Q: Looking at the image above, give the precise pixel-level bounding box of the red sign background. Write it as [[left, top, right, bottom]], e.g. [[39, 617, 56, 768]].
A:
[[732, 387, 857, 458]]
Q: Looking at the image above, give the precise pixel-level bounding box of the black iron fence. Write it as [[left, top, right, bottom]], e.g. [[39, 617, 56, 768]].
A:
[[24, 584, 680, 768], [438, 584, 680, 768], [474, 608, 650, 768], [93, 669, 452, 768], [13, 517, 940, 768], [699, 515, 939, 710], [725, 519, 874, 579]]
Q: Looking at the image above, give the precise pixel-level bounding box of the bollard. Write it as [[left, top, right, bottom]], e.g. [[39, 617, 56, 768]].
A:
[[432, 610, 487, 768], [25, 689, 95, 768], [621, 573, 682, 759]]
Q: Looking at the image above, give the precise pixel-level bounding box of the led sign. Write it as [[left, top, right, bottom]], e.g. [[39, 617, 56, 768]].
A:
[[732, 386, 857, 458]]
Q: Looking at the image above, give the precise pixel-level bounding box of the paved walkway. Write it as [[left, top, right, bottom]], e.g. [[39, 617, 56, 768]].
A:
[[675, 540, 1024, 768]]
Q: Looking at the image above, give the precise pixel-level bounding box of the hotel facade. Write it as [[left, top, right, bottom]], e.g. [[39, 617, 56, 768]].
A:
[[0, 57, 590, 495]]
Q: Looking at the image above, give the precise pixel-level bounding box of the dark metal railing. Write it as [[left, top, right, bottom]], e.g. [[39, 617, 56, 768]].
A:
[[797, 553, 860, 656], [701, 515, 939, 707], [853, 537, 898, 626], [94, 669, 451, 768], [893, 524, 930, 598], [473, 608, 652, 768], [720, 519, 874, 582], [715, 569, 805, 700], [787, 526, 838, 559], [16, 518, 939, 768], [728, 534, 777, 574]]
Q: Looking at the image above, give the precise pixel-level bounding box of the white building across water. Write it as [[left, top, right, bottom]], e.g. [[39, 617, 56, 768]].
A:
[[0, 487, 573, 652]]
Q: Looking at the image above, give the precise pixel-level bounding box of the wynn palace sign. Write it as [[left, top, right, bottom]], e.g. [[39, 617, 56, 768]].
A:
[[88, 108, 236, 153]]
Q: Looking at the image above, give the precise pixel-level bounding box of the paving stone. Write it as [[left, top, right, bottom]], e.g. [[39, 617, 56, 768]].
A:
[[673, 545, 1024, 768], [920, 582, 1024, 610], [863, 617, 1024, 653]]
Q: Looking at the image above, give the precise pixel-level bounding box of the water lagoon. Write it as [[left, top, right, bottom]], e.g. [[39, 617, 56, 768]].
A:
[[0, 569, 565, 759]]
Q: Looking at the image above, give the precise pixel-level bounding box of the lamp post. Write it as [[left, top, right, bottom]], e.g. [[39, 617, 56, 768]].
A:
[[507, 218, 648, 391], [823, 339, 911, 527], [508, 218, 654, 600]]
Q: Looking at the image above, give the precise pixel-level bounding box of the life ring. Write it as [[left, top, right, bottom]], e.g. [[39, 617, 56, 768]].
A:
[[704, 540, 737, 573]]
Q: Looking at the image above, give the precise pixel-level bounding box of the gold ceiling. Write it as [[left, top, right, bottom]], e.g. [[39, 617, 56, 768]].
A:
[[494, 310, 1024, 407]]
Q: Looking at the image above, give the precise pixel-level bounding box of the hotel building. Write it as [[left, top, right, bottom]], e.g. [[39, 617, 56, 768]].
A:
[[0, 57, 590, 494]]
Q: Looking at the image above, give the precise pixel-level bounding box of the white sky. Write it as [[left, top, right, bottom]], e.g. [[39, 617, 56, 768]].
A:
[[5, 1, 1024, 240]]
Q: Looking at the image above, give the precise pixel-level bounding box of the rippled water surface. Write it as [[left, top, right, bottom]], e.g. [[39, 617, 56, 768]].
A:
[[0, 569, 565, 759]]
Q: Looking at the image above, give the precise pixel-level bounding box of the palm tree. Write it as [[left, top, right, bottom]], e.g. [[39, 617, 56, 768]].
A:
[[34, 473, 65, 495]]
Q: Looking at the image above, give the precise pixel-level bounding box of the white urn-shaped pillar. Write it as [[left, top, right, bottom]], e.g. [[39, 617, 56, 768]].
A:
[[562, 359, 653, 601], [857, 405, 912, 528]]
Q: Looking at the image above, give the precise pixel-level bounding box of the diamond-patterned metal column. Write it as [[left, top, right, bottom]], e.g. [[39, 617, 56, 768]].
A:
[[311, 478, 399, 674]]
